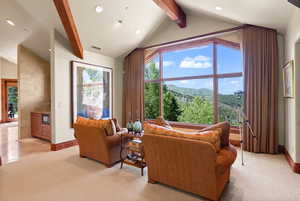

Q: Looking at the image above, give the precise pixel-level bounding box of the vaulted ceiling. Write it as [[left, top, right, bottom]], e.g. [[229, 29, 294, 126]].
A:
[[0, 0, 297, 63]]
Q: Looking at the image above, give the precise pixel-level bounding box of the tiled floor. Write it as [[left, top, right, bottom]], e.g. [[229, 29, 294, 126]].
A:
[[0, 122, 50, 165]]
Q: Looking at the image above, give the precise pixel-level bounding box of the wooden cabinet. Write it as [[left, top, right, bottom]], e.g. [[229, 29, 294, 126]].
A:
[[31, 112, 51, 141]]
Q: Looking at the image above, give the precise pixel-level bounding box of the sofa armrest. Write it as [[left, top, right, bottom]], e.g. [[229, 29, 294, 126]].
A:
[[215, 145, 237, 175]]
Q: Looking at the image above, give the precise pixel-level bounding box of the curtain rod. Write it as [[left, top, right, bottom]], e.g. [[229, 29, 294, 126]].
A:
[[142, 24, 277, 50]]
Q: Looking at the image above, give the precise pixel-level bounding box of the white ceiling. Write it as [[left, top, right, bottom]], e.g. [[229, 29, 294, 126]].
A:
[[176, 0, 295, 34], [0, 0, 297, 63], [0, 0, 51, 63]]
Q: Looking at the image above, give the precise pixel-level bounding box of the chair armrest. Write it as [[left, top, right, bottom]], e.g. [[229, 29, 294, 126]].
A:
[[106, 134, 121, 147], [215, 145, 237, 175]]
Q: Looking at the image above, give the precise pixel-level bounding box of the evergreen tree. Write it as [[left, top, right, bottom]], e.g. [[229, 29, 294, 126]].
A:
[[163, 91, 181, 121]]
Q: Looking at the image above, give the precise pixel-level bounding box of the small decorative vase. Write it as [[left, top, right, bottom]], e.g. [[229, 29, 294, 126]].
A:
[[127, 121, 134, 132], [133, 120, 142, 135]]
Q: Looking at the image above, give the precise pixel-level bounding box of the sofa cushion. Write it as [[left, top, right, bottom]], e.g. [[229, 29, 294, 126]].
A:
[[153, 116, 172, 129], [200, 122, 230, 147], [144, 123, 221, 152], [76, 117, 116, 136], [215, 145, 237, 175]]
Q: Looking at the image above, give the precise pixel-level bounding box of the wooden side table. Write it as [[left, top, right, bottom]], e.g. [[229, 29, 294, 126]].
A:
[[120, 132, 146, 176]]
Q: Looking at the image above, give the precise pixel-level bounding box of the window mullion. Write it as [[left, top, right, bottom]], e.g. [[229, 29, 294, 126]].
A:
[[213, 42, 219, 123], [159, 51, 164, 117]]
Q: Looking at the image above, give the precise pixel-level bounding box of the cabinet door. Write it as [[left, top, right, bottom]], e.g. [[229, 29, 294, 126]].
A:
[[31, 113, 41, 138], [41, 124, 51, 141]]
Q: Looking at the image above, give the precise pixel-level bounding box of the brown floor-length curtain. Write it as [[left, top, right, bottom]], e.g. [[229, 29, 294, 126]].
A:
[[242, 26, 279, 154], [123, 49, 145, 126]]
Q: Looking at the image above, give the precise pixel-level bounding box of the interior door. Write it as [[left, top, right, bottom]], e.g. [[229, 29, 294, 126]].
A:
[[1, 79, 18, 122]]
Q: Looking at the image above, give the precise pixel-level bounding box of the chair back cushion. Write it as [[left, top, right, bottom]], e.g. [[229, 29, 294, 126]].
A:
[[76, 117, 116, 136], [144, 123, 221, 152]]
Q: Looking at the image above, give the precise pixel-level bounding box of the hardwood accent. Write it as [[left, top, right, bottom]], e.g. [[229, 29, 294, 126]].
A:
[[152, 0, 186, 28], [53, 0, 84, 59], [51, 139, 78, 151], [1, 79, 18, 123], [288, 0, 300, 8], [282, 146, 300, 174], [31, 112, 51, 141]]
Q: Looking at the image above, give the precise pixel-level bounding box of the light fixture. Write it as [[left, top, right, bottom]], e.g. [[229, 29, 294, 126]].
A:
[[48, 49, 52, 52], [215, 6, 223, 11], [136, 29, 141, 34], [6, 19, 15, 26], [95, 5, 103, 13]]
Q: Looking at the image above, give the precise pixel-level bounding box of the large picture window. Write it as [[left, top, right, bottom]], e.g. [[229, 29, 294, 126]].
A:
[[144, 38, 243, 126]]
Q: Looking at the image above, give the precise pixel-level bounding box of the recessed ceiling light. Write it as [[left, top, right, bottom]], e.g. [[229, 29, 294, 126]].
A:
[[6, 19, 15, 26], [95, 5, 103, 13], [136, 29, 141, 34], [215, 6, 223, 11]]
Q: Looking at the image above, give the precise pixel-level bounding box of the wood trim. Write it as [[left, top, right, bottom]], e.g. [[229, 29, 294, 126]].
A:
[[53, 0, 84, 59], [159, 52, 164, 116], [143, 24, 275, 50], [152, 0, 186, 28], [282, 146, 300, 174], [51, 139, 78, 151], [143, 25, 245, 50], [213, 41, 218, 123]]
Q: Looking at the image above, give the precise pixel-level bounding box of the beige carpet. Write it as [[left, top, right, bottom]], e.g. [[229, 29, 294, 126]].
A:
[[1, 146, 300, 201]]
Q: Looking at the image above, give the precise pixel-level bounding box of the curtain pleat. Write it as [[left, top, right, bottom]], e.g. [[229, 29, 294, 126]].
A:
[[122, 49, 145, 126], [242, 26, 279, 154]]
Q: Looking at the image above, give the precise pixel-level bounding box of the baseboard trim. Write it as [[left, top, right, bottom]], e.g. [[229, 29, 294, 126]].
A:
[[51, 140, 78, 151], [281, 146, 300, 174]]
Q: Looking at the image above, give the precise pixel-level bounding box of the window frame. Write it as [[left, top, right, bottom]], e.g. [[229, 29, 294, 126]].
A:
[[144, 38, 243, 126]]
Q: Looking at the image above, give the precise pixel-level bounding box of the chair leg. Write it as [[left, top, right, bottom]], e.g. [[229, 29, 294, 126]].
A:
[[79, 155, 86, 158]]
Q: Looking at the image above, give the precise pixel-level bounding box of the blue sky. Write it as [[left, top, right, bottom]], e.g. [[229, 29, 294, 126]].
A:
[[158, 44, 243, 95]]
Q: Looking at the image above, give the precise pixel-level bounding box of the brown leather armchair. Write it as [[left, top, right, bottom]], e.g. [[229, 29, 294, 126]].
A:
[[74, 123, 128, 167], [143, 124, 236, 201]]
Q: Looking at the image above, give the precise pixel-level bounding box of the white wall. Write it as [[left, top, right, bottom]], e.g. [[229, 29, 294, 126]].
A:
[[0, 57, 18, 121], [285, 7, 300, 162], [141, 13, 240, 47], [0, 57, 18, 79], [51, 30, 120, 144]]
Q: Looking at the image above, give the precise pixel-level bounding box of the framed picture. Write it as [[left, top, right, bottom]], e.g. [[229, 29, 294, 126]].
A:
[[71, 61, 113, 125], [283, 60, 294, 98]]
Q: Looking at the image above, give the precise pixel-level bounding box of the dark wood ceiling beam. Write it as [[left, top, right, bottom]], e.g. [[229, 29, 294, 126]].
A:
[[152, 0, 186, 28], [53, 0, 84, 59]]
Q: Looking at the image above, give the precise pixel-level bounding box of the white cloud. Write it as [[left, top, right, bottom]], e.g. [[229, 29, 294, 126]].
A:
[[179, 80, 189, 84], [163, 61, 174, 67], [230, 80, 239, 84], [180, 55, 212, 69], [155, 61, 174, 68]]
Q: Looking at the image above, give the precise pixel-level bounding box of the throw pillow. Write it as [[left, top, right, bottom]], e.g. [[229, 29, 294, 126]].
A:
[[112, 118, 121, 132], [200, 122, 230, 147]]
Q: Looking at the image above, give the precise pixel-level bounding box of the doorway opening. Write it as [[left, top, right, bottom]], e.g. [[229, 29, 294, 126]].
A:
[[1, 79, 18, 122]]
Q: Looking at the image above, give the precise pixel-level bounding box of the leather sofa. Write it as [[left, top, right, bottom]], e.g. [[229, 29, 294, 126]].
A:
[[74, 119, 129, 167], [143, 122, 237, 201]]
